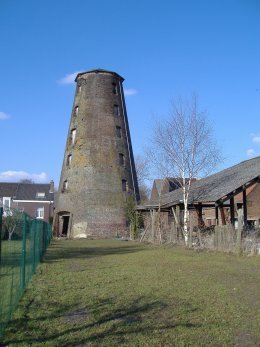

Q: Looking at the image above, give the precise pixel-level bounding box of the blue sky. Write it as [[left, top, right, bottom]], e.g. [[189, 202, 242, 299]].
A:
[[0, 0, 259, 186]]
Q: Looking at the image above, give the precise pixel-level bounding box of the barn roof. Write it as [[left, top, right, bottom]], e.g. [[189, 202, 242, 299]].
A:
[[146, 156, 260, 208]]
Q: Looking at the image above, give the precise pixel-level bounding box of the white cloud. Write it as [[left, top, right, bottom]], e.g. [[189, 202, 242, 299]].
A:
[[246, 149, 256, 158], [0, 111, 10, 120], [252, 136, 260, 144], [0, 171, 49, 183], [124, 88, 137, 96], [57, 71, 82, 85]]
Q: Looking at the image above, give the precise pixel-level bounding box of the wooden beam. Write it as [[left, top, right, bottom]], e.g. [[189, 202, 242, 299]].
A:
[[230, 196, 235, 226], [217, 176, 259, 204], [176, 205, 180, 226], [243, 189, 247, 227], [219, 204, 226, 225], [197, 203, 204, 228], [215, 205, 219, 225]]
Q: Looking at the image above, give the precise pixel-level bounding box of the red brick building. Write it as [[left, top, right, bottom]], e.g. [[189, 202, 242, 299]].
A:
[[0, 181, 54, 223]]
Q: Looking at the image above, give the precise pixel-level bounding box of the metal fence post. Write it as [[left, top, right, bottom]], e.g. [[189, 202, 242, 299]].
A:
[[32, 220, 36, 273], [0, 207, 3, 264], [20, 213, 27, 290]]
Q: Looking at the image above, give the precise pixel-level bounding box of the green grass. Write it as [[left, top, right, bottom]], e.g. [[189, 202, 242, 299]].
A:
[[1, 239, 260, 346], [0, 240, 24, 335]]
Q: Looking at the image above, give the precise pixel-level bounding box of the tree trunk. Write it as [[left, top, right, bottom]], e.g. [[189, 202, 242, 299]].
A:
[[183, 201, 189, 246]]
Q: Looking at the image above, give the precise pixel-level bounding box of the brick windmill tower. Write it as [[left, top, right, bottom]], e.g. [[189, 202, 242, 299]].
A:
[[55, 69, 140, 238]]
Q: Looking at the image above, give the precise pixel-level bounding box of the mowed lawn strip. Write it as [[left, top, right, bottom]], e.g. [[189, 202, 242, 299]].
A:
[[2, 239, 260, 347]]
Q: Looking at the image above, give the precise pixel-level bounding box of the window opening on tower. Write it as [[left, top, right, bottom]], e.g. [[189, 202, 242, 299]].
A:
[[119, 153, 125, 167], [113, 104, 119, 116], [116, 126, 122, 138], [77, 85, 82, 94], [122, 179, 128, 192], [70, 129, 76, 145], [74, 106, 79, 116], [112, 82, 118, 95], [62, 180, 68, 192], [67, 154, 72, 167]]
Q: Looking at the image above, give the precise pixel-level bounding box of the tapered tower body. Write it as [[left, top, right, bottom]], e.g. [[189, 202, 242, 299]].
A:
[[55, 69, 139, 238]]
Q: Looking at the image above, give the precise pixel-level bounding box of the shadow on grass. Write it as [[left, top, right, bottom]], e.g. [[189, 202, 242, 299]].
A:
[[43, 239, 148, 263], [3, 296, 202, 346]]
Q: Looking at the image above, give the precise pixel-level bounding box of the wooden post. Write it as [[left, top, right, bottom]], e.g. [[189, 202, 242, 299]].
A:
[[243, 189, 247, 227], [219, 204, 226, 225], [176, 205, 180, 225], [20, 213, 27, 290], [215, 205, 219, 225], [171, 208, 177, 244], [176, 205, 180, 241], [0, 207, 3, 264], [151, 209, 155, 243], [236, 208, 243, 254], [197, 203, 203, 228], [230, 196, 235, 226], [189, 214, 194, 248]]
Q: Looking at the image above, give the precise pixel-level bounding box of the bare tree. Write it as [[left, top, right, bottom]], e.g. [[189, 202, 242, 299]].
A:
[[148, 95, 221, 245], [134, 154, 151, 203], [3, 209, 23, 240], [20, 179, 34, 184]]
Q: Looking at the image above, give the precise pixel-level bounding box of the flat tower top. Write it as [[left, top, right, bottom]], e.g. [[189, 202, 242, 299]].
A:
[[75, 69, 124, 82]]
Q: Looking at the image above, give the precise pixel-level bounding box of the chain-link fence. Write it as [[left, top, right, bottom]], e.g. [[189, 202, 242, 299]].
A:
[[0, 206, 52, 337]]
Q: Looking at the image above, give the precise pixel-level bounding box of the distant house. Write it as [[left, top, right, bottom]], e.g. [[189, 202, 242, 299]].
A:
[[150, 177, 197, 201], [0, 181, 54, 223]]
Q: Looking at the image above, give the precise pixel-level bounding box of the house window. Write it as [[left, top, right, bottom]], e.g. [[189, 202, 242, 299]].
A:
[[119, 153, 125, 167], [36, 192, 45, 198], [122, 179, 128, 192], [36, 207, 44, 219], [116, 126, 122, 138], [112, 82, 118, 94], [3, 197, 11, 211], [113, 104, 119, 116], [74, 106, 79, 116], [70, 128, 76, 145], [62, 180, 68, 192], [67, 154, 72, 167]]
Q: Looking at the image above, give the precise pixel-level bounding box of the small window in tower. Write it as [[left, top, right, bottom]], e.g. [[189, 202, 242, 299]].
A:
[[70, 129, 76, 145], [112, 82, 118, 95], [74, 106, 79, 116], [119, 153, 125, 167], [77, 85, 82, 94], [122, 179, 128, 192], [62, 180, 68, 192], [113, 104, 119, 116], [116, 126, 122, 138], [67, 154, 72, 167]]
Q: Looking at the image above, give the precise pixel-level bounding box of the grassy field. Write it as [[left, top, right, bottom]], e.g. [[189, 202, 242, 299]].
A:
[[1, 239, 260, 346]]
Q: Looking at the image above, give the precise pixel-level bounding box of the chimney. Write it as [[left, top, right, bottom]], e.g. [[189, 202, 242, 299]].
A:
[[49, 180, 54, 193]]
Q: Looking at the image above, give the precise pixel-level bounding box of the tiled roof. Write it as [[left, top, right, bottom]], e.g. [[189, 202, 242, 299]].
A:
[[148, 156, 260, 207], [0, 182, 54, 201]]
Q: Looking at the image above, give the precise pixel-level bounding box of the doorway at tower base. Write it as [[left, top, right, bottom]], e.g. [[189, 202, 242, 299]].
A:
[[70, 221, 128, 239], [54, 211, 72, 237]]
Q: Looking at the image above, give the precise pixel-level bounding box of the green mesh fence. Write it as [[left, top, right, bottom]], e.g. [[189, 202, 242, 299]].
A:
[[0, 207, 52, 337]]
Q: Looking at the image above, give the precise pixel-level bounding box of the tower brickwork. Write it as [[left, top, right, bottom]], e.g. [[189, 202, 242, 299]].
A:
[[55, 69, 139, 238]]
